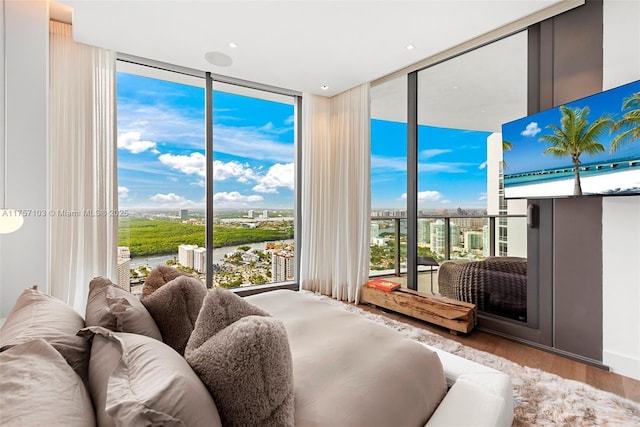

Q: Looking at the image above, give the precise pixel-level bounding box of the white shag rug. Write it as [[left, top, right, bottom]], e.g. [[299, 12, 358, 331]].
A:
[[303, 291, 640, 427]]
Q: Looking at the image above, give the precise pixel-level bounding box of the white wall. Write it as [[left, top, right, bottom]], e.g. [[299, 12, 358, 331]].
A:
[[0, 0, 50, 317], [601, 0, 640, 380]]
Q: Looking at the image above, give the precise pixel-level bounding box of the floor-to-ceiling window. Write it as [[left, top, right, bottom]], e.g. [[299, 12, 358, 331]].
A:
[[370, 31, 530, 320], [210, 83, 295, 288], [370, 75, 408, 281], [116, 62, 297, 293]]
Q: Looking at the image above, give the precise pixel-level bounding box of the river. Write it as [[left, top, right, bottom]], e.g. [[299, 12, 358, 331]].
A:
[[129, 239, 294, 269]]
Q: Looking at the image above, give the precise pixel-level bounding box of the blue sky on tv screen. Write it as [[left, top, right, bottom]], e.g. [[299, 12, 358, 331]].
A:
[[502, 80, 640, 175], [117, 72, 295, 210]]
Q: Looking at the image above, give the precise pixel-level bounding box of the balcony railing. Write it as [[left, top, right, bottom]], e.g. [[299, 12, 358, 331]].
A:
[[369, 214, 527, 280]]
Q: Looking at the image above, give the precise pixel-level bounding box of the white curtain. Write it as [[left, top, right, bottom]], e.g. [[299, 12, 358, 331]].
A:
[[300, 84, 371, 303], [49, 21, 117, 313]]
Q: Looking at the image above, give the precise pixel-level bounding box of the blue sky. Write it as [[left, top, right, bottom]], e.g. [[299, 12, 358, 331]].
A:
[[503, 80, 640, 175], [371, 119, 491, 209], [117, 72, 295, 210], [118, 72, 492, 211]]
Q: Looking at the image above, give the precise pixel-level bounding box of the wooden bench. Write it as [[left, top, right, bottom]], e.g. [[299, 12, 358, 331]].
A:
[[361, 286, 476, 335]]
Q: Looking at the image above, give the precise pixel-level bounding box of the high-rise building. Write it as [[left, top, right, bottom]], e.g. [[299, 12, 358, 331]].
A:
[[450, 223, 461, 248], [263, 210, 269, 219], [483, 224, 491, 257], [117, 258, 131, 292], [116, 246, 131, 291], [417, 219, 430, 245], [248, 209, 254, 219], [430, 220, 446, 254], [464, 231, 483, 250], [370, 222, 380, 242], [180, 209, 189, 220], [178, 244, 198, 269], [117, 246, 130, 259], [271, 251, 294, 282], [430, 220, 461, 253], [193, 247, 206, 273]]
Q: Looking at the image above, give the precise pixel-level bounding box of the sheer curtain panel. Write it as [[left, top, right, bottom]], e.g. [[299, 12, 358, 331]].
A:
[[49, 21, 117, 313], [300, 84, 371, 303]]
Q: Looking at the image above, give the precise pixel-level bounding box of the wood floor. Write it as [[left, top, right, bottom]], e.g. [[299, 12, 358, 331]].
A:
[[356, 302, 640, 404]]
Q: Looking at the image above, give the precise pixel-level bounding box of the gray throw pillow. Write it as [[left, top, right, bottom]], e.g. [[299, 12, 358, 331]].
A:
[[0, 339, 96, 426], [85, 276, 162, 340], [185, 289, 294, 427], [141, 275, 207, 354], [82, 326, 221, 427], [0, 288, 89, 383]]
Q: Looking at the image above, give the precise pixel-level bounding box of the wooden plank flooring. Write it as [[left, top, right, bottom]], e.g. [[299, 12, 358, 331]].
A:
[[356, 302, 640, 404]]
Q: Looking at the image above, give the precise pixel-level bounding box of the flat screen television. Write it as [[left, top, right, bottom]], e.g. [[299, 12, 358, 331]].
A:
[[502, 79, 640, 199]]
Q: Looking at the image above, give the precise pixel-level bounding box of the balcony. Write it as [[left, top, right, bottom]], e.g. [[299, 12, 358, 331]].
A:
[[369, 214, 527, 295]]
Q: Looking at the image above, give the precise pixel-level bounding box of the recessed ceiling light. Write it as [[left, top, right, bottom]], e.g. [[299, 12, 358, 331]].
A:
[[229, 42, 237, 48], [321, 85, 329, 90], [406, 44, 415, 50]]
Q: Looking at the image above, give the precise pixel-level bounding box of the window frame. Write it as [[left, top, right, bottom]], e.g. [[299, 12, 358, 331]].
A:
[[116, 54, 302, 295]]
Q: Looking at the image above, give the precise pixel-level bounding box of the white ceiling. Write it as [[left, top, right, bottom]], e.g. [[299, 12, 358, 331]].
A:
[[57, 0, 576, 98]]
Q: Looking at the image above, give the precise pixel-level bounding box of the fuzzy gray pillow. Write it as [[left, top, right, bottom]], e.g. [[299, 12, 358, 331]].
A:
[[141, 275, 207, 355], [142, 265, 185, 297], [185, 289, 294, 427]]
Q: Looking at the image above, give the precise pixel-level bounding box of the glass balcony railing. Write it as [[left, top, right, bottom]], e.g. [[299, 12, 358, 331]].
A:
[[369, 214, 527, 291]]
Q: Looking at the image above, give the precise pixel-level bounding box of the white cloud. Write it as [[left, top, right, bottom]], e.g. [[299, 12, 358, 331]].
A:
[[478, 161, 488, 169], [478, 193, 487, 201], [159, 152, 206, 177], [118, 186, 129, 199], [420, 149, 452, 159], [401, 190, 443, 202], [253, 163, 294, 194], [213, 191, 264, 204], [117, 131, 157, 154], [521, 122, 541, 137], [149, 193, 197, 207], [213, 124, 294, 163], [213, 160, 259, 183]]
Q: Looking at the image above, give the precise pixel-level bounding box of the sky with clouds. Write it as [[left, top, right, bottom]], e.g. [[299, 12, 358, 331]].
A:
[[502, 79, 640, 175], [117, 72, 295, 210], [371, 119, 491, 209]]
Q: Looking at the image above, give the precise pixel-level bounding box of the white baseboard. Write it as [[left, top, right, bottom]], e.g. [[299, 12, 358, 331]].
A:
[[603, 350, 640, 381]]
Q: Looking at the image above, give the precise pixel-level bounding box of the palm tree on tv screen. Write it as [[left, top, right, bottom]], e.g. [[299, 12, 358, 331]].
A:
[[540, 105, 614, 196], [609, 91, 640, 153]]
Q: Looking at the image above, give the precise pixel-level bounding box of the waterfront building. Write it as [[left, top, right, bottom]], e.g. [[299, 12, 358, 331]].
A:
[[263, 210, 269, 219], [117, 257, 131, 292], [193, 247, 206, 273], [370, 222, 380, 241], [178, 244, 198, 269], [271, 251, 294, 282], [248, 209, 254, 219], [117, 246, 130, 259]]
